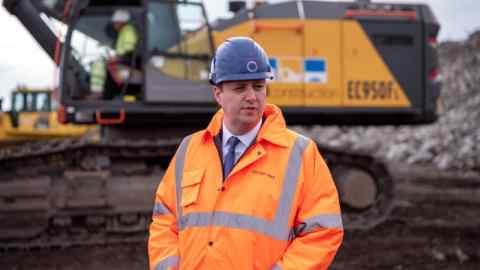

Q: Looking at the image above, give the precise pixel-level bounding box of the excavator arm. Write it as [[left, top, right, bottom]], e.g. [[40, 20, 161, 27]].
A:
[[3, 0, 63, 61], [4, 0, 92, 100]]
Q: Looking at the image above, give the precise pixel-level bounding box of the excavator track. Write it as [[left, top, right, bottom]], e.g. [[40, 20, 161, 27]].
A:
[[318, 144, 395, 230], [0, 136, 179, 250], [0, 137, 395, 250]]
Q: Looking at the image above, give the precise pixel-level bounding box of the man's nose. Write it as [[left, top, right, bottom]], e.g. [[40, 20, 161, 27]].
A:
[[244, 85, 256, 100]]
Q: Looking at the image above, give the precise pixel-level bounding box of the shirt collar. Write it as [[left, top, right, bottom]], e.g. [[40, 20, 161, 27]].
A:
[[222, 119, 262, 148], [203, 104, 289, 148]]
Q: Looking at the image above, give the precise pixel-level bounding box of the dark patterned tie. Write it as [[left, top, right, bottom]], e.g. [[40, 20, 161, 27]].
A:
[[223, 136, 241, 178]]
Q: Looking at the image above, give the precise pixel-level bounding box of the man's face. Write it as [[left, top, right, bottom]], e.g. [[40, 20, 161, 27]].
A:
[[213, 79, 267, 135], [113, 22, 125, 31]]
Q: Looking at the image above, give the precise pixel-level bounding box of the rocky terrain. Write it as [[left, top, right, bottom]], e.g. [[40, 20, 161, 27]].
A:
[[296, 32, 480, 173]]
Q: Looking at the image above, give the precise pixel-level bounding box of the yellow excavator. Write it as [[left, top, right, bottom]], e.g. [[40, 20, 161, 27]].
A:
[[1, 0, 440, 249], [0, 87, 93, 144]]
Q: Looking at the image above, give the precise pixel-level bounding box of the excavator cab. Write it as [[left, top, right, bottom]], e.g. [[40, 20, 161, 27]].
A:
[[2, 0, 215, 125], [9, 89, 51, 128], [0, 88, 92, 144], [55, 0, 216, 125]]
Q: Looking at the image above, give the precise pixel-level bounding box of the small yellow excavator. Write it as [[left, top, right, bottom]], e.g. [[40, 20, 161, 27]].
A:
[[0, 87, 94, 145]]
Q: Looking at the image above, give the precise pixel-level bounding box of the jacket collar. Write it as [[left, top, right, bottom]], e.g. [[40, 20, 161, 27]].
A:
[[203, 104, 288, 147]]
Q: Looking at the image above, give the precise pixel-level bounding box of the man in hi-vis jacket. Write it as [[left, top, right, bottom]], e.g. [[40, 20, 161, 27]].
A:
[[148, 37, 343, 270]]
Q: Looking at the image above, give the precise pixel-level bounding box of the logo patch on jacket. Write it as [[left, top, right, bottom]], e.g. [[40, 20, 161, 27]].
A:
[[252, 170, 275, 180]]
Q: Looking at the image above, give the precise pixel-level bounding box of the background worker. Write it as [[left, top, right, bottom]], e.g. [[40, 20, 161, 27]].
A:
[[89, 9, 139, 99], [99, 9, 140, 99], [111, 9, 138, 61], [148, 37, 343, 270]]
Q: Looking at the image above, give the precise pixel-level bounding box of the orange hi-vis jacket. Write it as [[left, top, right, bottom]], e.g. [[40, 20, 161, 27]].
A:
[[148, 104, 343, 270]]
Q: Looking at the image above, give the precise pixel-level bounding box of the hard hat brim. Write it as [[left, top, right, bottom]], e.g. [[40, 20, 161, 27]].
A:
[[212, 72, 274, 85]]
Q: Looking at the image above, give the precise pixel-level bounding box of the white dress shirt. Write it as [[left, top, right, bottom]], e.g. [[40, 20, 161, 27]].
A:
[[222, 119, 262, 164]]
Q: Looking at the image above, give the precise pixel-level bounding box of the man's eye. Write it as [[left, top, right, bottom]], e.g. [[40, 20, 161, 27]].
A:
[[254, 85, 265, 90]]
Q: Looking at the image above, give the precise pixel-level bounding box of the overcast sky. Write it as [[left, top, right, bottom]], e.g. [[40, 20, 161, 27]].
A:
[[1, 0, 480, 108]]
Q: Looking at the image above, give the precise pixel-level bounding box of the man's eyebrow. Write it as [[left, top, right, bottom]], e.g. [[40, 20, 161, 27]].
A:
[[230, 80, 265, 88]]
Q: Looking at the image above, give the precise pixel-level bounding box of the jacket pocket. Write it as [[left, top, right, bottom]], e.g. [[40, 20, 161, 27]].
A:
[[181, 168, 205, 207]]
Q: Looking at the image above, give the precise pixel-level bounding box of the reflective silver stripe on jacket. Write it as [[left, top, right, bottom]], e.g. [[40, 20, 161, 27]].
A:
[[271, 264, 282, 270], [175, 135, 192, 228], [175, 135, 311, 240], [153, 202, 173, 216], [179, 211, 283, 239], [154, 255, 179, 270], [274, 135, 309, 237], [293, 214, 343, 237]]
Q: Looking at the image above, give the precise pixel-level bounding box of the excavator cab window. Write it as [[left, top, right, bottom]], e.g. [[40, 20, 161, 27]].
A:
[[146, 1, 211, 81], [12, 92, 25, 113], [143, 1, 213, 104], [55, 1, 215, 123], [65, 6, 143, 101], [35, 92, 51, 112], [9, 90, 51, 127], [10, 93, 24, 128], [11, 91, 51, 113]]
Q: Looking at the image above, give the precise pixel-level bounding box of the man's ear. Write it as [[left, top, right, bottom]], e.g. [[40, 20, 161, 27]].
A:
[[212, 85, 222, 106]]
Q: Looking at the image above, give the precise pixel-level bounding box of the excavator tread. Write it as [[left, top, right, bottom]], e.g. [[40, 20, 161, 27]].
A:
[[0, 137, 177, 250], [0, 137, 395, 250], [318, 143, 395, 230], [0, 136, 180, 161]]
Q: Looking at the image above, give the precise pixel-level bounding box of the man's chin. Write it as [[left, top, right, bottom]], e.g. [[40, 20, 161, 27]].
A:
[[238, 118, 260, 129]]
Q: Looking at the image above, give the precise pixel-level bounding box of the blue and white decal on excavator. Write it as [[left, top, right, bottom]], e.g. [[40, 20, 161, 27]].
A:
[[269, 57, 328, 84]]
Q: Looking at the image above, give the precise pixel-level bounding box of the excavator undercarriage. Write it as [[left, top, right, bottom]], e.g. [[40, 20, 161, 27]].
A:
[[0, 133, 394, 249]]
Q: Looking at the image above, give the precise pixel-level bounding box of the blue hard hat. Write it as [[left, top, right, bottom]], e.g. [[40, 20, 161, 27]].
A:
[[209, 37, 274, 85]]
